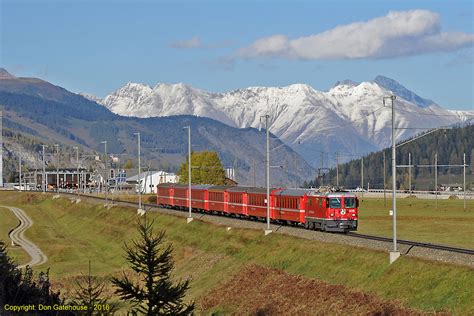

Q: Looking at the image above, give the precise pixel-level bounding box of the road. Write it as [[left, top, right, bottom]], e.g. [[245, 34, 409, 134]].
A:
[[1, 205, 48, 268]]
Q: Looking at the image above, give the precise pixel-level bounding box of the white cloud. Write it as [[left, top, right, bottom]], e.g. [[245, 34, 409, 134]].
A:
[[238, 10, 474, 60], [171, 36, 202, 49]]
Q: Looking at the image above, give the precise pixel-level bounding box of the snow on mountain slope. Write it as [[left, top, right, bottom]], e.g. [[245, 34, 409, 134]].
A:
[[94, 77, 473, 166], [101, 82, 235, 126], [326, 81, 465, 148]]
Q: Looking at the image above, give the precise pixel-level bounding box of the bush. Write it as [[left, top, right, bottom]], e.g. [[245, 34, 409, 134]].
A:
[[448, 195, 458, 200], [147, 195, 157, 203]]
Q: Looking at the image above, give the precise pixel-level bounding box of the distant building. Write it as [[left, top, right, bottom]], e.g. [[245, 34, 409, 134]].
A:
[[126, 171, 178, 194], [226, 168, 235, 181], [24, 168, 93, 190]]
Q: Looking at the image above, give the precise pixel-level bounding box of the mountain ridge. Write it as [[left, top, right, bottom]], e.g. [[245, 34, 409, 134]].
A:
[[0, 73, 313, 186], [89, 76, 473, 166]]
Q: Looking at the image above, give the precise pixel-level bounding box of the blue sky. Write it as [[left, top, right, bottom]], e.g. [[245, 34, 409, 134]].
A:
[[1, 0, 473, 110]]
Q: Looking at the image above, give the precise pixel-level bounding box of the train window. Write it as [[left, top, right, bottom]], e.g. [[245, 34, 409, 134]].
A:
[[344, 197, 356, 208], [319, 198, 322, 207], [329, 198, 341, 208]]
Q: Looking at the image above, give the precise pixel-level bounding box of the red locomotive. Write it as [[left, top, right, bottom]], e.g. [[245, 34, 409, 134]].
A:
[[157, 184, 358, 233]]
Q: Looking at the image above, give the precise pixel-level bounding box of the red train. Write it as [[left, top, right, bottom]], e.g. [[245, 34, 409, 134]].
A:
[[157, 183, 359, 233]]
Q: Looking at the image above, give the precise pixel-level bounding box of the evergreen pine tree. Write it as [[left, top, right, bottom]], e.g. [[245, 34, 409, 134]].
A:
[[111, 219, 194, 316], [0, 241, 62, 315], [71, 261, 115, 315]]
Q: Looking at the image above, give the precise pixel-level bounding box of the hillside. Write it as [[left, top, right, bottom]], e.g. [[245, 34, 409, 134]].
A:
[[306, 124, 474, 190], [0, 71, 313, 186]]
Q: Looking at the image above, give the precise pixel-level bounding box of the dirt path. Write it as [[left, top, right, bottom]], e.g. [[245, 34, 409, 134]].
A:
[[1, 205, 48, 268]]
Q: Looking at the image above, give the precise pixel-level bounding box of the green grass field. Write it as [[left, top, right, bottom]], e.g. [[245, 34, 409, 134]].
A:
[[0, 191, 473, 314], [358, 197, 474, 248]]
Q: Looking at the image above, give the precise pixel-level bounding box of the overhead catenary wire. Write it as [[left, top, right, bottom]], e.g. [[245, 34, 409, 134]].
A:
[[394, 106, 474, 118]]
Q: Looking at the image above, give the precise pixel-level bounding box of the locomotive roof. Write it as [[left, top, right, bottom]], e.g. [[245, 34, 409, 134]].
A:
[[277, 188, 312, 196], [325, 192, 357, 198]]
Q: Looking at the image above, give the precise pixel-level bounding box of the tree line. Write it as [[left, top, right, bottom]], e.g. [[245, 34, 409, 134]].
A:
[[304, 124, 473, 190]]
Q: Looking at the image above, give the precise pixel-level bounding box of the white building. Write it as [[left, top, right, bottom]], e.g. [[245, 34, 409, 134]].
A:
[[126, 171, 178, 194]]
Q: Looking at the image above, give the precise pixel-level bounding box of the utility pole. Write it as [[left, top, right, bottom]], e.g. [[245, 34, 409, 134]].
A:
[[335, 152, 339, 188], [73, 147, 79, 197], [54, 144, 59, 192], [408, 152, 412, 192], [361, 156, 364, 190], [253, 159, 256, 187], [463, 153, 466, 211], [260, 115, 272, 235], [42, 145, 47, 193], [101, 141, 108, 205], [384, 95, 399, 264], [183, 126, 193, 223], [383, 151, 386, 207], [19, 152, 22, 191], [435, 153, 438, 210], [320, 152, 324, 186], [294, 154, 298, 188], [134, 132, 143, 213]]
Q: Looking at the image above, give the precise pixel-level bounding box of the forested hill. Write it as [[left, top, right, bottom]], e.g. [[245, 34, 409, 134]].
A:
[[305, 124, 473, 190]]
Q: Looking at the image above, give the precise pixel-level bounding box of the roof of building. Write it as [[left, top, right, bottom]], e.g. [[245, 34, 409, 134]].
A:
[[126, 171, 176, 182]]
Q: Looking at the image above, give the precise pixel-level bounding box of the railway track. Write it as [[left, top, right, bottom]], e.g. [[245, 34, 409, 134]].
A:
[[58, 192, 474, 257], [347, 233, 474, 256]]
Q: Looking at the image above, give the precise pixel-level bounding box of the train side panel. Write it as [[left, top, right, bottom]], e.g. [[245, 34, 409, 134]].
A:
[[274, 189, 309, 224], [226, 187, 247, 215], [208, 186, 226, 213], [247, 188, 268, 219]]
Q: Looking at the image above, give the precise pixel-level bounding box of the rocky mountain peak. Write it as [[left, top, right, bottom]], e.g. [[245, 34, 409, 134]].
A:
[[0, 68, 15, 79], [373, 75, 434, 108]]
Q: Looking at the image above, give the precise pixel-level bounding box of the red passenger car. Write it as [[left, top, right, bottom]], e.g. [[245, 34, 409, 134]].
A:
[[226, 187, 247, 216], [207, 186, 227, 213], [274, 189, 309, 224], [190, 185, 212, 211], [246, 187, 274, 219]]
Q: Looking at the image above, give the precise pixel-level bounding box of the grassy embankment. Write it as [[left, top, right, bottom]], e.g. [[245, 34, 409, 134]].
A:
[[0, 191, 472, 314], [96, 192, 474, 248]]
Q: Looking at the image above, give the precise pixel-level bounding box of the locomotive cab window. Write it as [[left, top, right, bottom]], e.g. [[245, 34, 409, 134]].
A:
[[344, 197, 356, 208], [328, 197, 341, 208]]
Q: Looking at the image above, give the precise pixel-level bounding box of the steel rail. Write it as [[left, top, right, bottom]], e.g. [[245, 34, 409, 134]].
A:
[[347, 232, 474, 255]]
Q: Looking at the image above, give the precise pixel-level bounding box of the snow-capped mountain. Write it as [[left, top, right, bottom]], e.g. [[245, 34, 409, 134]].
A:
[[88, 76, 473, 166]]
